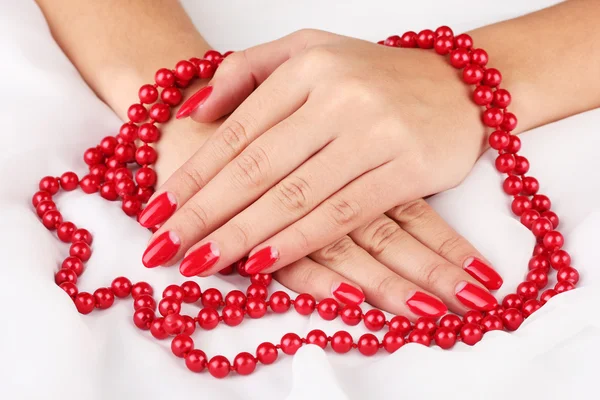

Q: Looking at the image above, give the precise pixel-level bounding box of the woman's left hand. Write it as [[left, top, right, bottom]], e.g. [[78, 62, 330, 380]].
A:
[[142, 29, 490, 277]]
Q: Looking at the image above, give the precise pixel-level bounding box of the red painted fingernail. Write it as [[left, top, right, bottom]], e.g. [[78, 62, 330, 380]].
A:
[[142, 231, 180, 268], [179, 242, 220, 277], [455, 281, 498, 311], [245, 247, 279, 274], [138, 192, 177, 228], [176, 86, 213, 118], [406, 291, 447, 318], [332, 282, 365, 305], [463, 257, 503, 290]]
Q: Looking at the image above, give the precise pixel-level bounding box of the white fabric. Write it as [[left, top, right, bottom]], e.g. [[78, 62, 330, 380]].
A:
[[1, 0, 598, 399]]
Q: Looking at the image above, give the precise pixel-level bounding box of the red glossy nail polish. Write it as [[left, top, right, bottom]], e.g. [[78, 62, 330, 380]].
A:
[[176, 86, 213, 118], [245, 247, 279, 274], [179, 242, 220, 277], [455, 281, 498, 311], [463, 257, 503, 290], [332, 282, 365, 305], [142, 231, 180, 268], [406, 291, 447, 318], [138, 192, 177, 228]]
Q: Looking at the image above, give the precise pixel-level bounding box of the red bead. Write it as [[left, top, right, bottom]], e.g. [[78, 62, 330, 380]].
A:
[[460, 323, 483, 346], [160, 86, 183, 106], [131, 281, 153, 298], [32, 191, 52, 207], [363, 309, 386, 331], [105, 157, 123, 169], [83, 147, 103, 166], [111, 276, 132, 298], [492, 88, 511, 108], [133, 294, 156, 311], [233, 352, 257, 376], [416, 29, 435, 48], [218, 264, 235, 275], [513, 155, 530, 175], [330, 331, 353, 354], [463, 310, 483, 325], [72, 228, 92, 245], [502, 308, 523, 331], [150, 317, 169, 340], [511, 196, 532, 216], [495, 153, 515, 173], [557, 266, 579, 284], [59, 172, 79, 191], [69, 241, 91, 261], [224, 290, 246, 308], [520, 209, 540, 229], [174, 60, 196, 80], [194, 59, 216, 79], [250, 273, 272, 287], [483, 108, 505, 128], [389, 315, 412, 335], [149, 103, 171, 123], [483, 68, 502, 87], [122, 195, 142, 216], [357, 333, 379, 356], [196, 308, 219, 330], [42, 209, 62, 230], [542, 211, 559, 228], [294, 293, 316, 315], [74, 292, 95, 314], [532, 194, 551, 213], [89, 164, 107, 180], [481, 315, 503, 332], [502, 293, 523, 310], [382, 331, 405, 353], [135, 145, 158, 166], [100, 183, 118, 201], [435, 25, 453, 38], [163, 313, 185, 335], [522, 299, 541, 318], [517, 281, 538, 300], [450, 48, 471, 69], [470, 48, 488, 66], [180, 281, 201, 303], [208, 356, 230, 379], [158, 296, 181, 316], [434, 327, 457, 349], [171, 334, 194, 358], [182, 315, 196, 336], [280, 333, 302, 355], [533, 243, 547, 256], [138, 123, 161, 143], [462, 64, 484, 84], [269, 291, 291, 313], [521, 176, 539, 195], [500, 112, 518, 131], [434, 36, 454, 55], [540, 289, 558, 304], [115, 178, 135, 197], [59, 282, 78, 298], [317, 298, 339, 321], [127, 104, 148, 123], [185, 349, 208, 372], [454, 33, 473, 49], [506, 135, 521, 153], [80, 175, 100, 194], [246, 283, 268, 300], [439, 314, 462, 333], [135, 167, 157, 188], [526, 268, 549, 289], [39, 176, 59, 195], [204, 50, 223, 64], [472, 85, 494, 105], [155, 68, 175, 87], [503, 175, 522, 195], [222, 305, 244, 326], [555, 281, 575, 293], [93, 288, 114, 309], [114, 143, 136, 164], [543, 230, 564, 251], [407, 330, 431, 346], [340, 305, 363, 326], [384, 35, 401, 47], [136, 187, 153, 203], [414, 317, 437, 335], [528, 254, 550, 271], [118, 123, 138, 143], [55, 268, 77, 285], [57, 222, 76, 242], [99, 136, 118, 156], [256, 342, 278, 364], [532, 217, 553, 238], [138, 84, 158, 104], [36, 200, 56, 218], [550, 249, 571, 270], [400, 31, 417, 48], [306, 329, 328, 349], [246, 298, 267, 318], [133, 307, 155, 330], [202, 288, 223, 308]]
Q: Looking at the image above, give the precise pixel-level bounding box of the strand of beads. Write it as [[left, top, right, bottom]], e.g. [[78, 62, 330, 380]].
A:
[[32, 27, 580, 379]]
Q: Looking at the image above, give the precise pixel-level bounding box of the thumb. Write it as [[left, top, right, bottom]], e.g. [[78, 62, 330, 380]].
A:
[[177, 29, 338, 122]]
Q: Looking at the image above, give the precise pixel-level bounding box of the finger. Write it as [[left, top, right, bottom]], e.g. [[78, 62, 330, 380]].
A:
[[309, 236, 448, 319], [177, 137, 376, 276], [184, 29, 341, 122], [349, 215, 498, 314], [274, 257, 365, 305], [387, 199, 503, 290]]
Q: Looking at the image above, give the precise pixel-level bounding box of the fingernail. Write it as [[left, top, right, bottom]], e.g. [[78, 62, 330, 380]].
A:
[[245, 247, 279, 274], [332, 282, 365, 305], [138, 192, 177, 228], [142, 231, 180, 268], [406, 291, 447, 318], [176, 86, 213, 118], [455, 281, 498, 311], [463, 257, 503, 290], [179, 241, 220, 277]]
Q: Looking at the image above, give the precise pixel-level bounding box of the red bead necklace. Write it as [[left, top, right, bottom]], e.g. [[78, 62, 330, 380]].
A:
[[32, 27, 580, 378]]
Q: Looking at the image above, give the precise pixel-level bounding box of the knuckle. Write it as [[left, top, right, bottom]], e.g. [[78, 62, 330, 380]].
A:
[[217, 117, 253, 157], [231, 146, 271, 188], [389, 199, 430, 225], [362, 218, 402, 256], [434, 235, 463, 259], [228, 221, 252, 249], [178, 163, 208, 192], [291, 226, 311, 252], [314, 236, 356, 264], [421, 262, 449, 289], [371, 275, 401, 299], [293, 262, 323, 288], [327, 198, 362, 227], [301, 46, 339, 70], [273, 176, 311, 213], [179, 203, 210, 233]]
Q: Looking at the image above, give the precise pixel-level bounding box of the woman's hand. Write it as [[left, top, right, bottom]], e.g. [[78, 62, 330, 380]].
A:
[[141, 29, 487, 279]]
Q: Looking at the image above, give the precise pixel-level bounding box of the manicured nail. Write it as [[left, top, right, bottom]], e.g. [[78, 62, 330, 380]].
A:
[[406, 291, 447, 318], [138, 192, 177, 228], [245, 247, 279, 274], [176, 86, 213, 118], [179, 241, 220, 277], [142, 231, 180, 268], [455, 281, 498, 311], [332, 282, 365, 305], [463, 257, 503, 290]]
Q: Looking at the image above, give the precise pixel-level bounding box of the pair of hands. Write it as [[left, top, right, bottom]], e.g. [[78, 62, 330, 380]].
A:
[[144, 29, 502, 319]]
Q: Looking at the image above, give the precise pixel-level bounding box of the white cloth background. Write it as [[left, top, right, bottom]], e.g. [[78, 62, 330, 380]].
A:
[[1, 0, 599, 399]]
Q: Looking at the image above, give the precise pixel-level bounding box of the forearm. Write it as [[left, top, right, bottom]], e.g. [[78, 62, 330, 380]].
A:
[[470, 0, 600, 135], [35, 0, 211, 120]]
